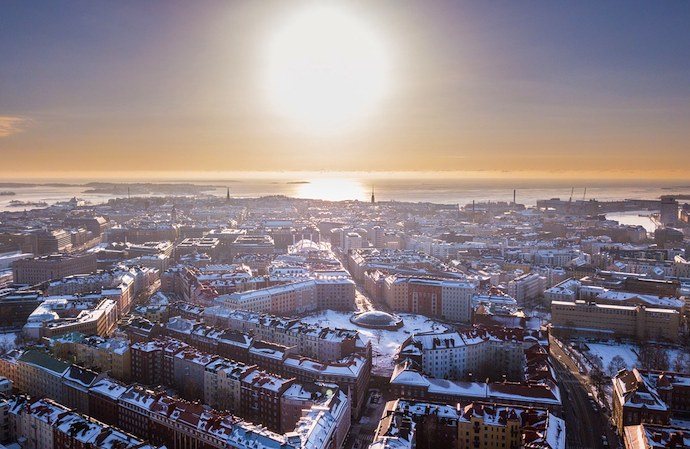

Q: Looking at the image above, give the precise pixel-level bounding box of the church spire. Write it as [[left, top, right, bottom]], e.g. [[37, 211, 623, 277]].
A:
[[226, 187, 230, 201], [371, 186, 375, 204]]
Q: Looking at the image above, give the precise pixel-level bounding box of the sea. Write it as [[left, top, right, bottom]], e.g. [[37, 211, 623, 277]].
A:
[[1, 172, 688, 231]]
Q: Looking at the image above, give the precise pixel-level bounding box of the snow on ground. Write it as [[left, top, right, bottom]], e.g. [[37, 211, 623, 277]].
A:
[[301, 310, 448, 376], [666, 348, 690, 369], [584, 341, 639, 373], [0, 332, 17, 352]]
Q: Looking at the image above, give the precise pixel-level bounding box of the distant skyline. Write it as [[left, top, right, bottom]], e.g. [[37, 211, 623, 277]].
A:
[[2, 1, 690, 178]]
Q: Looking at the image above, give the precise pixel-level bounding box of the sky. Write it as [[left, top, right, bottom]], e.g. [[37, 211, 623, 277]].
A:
[[1, 1, 689, 180]]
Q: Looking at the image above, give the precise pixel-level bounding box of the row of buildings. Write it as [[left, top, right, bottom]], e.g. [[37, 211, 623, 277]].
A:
[[5, 396, 159, 449], [47, 310, 371, 422], [1, 381, 349, 449], [0, 332, 353, 449], [16, 265, 159, 339], [388, 327, 561, 415], [368, 399, 565, 449]]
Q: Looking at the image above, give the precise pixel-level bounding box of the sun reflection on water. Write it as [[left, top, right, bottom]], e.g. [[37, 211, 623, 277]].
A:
[[293, 178, 367, 202]]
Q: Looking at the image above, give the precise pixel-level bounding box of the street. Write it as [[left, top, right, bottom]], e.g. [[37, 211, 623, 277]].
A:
[[354, 285, 375, 313], [550, 336, 619, 449], [344, 388, 390, 449]]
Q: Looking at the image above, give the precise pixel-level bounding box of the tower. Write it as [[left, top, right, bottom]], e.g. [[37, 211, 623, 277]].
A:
[[226, 187, 230, 201], [660, 197, 679, 226], [371, 186, 375, 204]]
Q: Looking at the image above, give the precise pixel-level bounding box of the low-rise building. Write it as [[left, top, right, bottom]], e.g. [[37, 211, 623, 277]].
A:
[[12, 253, 97, 285], [551, 300, 680, 342], [23, 297, 119, 340], [612, 368, 671, 434]]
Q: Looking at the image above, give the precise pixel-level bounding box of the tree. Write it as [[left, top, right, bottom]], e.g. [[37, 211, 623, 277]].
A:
[[640, 344, 670, 371], [673, 352, 688, 372], [590, 354, 604, 372], [590, 366, 605, 391], [607, 355, 628, 377], [375, 329, 383, 345]]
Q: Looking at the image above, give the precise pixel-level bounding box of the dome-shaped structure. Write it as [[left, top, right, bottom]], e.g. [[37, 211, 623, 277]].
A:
[[350, 311, 403, 330]]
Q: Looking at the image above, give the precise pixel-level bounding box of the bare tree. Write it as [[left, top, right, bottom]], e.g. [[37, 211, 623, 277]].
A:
[[673, 352, 688, 372], [607, 355, 628, 377], [640, 345, 670, 371], [590, 354, 604, 372], [375, 329, 383, 345]]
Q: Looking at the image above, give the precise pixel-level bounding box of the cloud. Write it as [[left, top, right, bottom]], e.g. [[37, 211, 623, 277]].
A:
[[0, 116, 29, 137]]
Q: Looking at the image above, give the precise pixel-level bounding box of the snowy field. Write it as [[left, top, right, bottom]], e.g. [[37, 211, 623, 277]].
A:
[[301, 310, 448, 375], [582, 340, 689, 375], [584, 342, 639, 373]]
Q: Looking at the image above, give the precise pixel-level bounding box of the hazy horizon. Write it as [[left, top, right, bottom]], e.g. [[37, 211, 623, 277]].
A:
[[2, 170, 690, 191]]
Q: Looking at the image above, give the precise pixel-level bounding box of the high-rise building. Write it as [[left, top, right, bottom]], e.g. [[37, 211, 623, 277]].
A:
[[660, 197, 679, 226]]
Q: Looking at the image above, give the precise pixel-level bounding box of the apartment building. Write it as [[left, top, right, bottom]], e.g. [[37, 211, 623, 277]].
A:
[[551, 300, 680, 342], [13, 253, 97, 285]]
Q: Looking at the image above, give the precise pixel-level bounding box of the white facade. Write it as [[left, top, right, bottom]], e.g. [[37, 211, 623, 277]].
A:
[[343, 232, 363, 252], [441, 283, 475, 322]]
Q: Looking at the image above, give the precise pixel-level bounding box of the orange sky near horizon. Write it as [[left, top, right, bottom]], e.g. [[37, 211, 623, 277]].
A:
[[2, 1, 689, 179]]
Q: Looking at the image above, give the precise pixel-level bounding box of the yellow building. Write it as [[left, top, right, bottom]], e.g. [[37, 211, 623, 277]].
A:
[[49, 334, 131, 382], [457, 403, 522, 449], [551, 300, 679, 342]]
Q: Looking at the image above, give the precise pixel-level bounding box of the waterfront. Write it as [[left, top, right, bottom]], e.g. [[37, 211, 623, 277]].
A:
[[1, 174, 689, 212], [605, 210, 658, 233]]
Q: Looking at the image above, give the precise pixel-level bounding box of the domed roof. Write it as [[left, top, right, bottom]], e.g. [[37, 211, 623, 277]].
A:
[[350, 311, 403, 329]]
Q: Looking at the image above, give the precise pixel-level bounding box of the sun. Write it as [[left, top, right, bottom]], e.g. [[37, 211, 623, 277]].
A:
[[265, 4, 390, 132]]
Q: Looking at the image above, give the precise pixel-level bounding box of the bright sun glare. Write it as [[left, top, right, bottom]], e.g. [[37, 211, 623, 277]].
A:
[[294, 178, 366, 202], [265, 5, 389, 132]]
